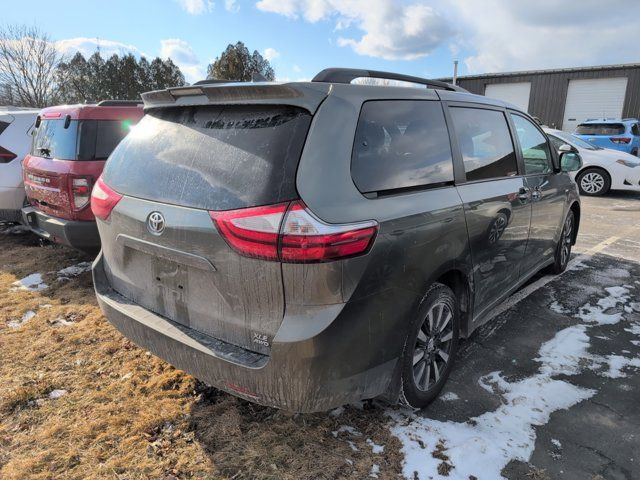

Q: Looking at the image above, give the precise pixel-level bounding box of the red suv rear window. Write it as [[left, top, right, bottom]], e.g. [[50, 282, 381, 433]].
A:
[[31, 119, 136, 160]]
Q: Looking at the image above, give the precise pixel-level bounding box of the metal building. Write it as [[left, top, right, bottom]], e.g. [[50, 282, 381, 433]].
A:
[[439, 63, 640, 131]]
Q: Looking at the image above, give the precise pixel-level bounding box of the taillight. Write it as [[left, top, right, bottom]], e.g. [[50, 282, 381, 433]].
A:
[[0, 146, 17, 164], [91, 176, 122, 221], [210, 201, 378, 263], [610, 137, 631, 144], [70, 176, 92, 210]]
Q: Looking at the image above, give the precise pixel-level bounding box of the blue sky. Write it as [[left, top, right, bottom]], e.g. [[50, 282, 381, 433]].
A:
[[5, 0, 640, 84]]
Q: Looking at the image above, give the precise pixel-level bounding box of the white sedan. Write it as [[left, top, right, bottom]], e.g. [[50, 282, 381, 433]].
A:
[[545, 128, 640, 196]]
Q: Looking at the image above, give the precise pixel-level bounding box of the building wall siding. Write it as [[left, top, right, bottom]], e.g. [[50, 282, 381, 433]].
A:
[[442, 66, 640, 130]]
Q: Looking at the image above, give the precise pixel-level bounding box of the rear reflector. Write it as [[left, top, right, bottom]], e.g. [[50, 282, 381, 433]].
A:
[[210, 201, 378, 263], [91, 176, 122, 221], [0, 146, 17, 164], [610, 137, 632, 144]]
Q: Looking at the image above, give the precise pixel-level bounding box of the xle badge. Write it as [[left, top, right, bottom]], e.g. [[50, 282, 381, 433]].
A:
[[252, 332, 270, 347]]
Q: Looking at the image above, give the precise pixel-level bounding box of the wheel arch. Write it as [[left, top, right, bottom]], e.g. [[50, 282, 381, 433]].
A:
[[434, 269, 473, 338], [569, 201, 580, 245]]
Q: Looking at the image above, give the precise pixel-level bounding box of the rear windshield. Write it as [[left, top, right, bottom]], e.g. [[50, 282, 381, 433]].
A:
[[31, 119, 135, 160], [575, 123, 625, 135], [102, 105, 312, 211]]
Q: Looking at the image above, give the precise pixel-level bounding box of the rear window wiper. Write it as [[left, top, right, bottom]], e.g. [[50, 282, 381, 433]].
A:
[[37, 147, 51, 158]]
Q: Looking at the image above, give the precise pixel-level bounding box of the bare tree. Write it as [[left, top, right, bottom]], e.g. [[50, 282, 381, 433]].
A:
[[0, 25, 65, 107]]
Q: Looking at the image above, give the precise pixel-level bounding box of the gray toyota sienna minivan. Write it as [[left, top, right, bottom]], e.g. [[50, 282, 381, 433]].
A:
[[92, 68, 582, 412]]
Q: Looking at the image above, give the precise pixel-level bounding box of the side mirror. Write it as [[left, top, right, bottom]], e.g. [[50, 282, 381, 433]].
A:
[[560, 151, 582, 172]]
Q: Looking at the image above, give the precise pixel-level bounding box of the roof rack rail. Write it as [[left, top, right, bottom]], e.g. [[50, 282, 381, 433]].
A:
[[96, 100, 143, 107], [312, 68, 466, 92]]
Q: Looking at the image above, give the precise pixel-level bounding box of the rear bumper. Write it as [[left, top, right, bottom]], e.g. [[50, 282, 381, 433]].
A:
[[21, 206, 100, 252], [92, 252, 396, 412], [0, 185, 26, 219]]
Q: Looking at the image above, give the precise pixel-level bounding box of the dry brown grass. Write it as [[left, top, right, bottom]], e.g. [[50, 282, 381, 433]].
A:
[[0, 227, 402, 479]]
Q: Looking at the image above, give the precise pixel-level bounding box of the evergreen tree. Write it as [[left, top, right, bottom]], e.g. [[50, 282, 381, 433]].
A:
[[207, 41, 275, 81]]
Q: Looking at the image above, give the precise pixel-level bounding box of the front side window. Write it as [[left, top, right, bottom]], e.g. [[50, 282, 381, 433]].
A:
[[351, 100, 453, 193], [511, 114, 552, 174], [449, 107, 518, 181]]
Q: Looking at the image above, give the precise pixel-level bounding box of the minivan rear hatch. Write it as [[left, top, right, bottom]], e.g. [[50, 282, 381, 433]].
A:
[[100, 84, 328, 354]]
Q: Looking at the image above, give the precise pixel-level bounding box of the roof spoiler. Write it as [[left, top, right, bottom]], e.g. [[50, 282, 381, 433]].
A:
[[312, 68, 467, 92]]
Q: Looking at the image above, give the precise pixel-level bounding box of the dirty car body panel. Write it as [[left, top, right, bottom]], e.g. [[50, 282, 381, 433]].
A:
[[93, 78, 580, 412]]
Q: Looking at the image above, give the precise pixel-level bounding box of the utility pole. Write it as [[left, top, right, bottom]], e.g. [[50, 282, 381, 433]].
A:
[[453, 60, 459, 85]]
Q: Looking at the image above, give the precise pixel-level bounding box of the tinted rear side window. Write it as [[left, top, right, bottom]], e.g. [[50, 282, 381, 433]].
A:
[[0, 120, 10, 136], [77, 120, 136, 160], [103, 105, 312, 211], [351, 100, 453, 193], [449, 107, 518, 181], [575, 123, 625, 135]]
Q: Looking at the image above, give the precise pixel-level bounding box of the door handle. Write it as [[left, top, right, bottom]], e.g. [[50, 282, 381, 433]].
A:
[[518, 187, 531, 202]]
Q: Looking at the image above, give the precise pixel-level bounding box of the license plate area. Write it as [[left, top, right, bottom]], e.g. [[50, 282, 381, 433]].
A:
[[152, 258, 190, 327]]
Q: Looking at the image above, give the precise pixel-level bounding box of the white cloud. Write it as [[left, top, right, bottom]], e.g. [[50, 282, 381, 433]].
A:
[[257, 0, 640, 73], [292, 64, 302, 73], [263, 47, 280, 61], [225, 0, 239, 12], [56, 38, 145, 59], [256, 0, 453, 60], [449, 0, 640, 74], [176, 0, 213, 15], [160, 39, 205, 82]]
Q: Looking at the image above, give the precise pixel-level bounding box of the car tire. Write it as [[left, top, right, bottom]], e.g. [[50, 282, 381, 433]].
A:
[[399, 283, 459, 409], [576, 168, 610, 196], [548, 210, 575, 275]]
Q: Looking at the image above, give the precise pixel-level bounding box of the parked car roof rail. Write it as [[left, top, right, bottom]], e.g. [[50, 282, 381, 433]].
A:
[[96, 100, 143, 107], [312, 67, 467, 92]]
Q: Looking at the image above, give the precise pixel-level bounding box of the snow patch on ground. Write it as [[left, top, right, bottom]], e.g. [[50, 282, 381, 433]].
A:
[[440, 392, 460, 401], [601, 355, 640, 378], [57, 262, 92, 281], [549, 301, 569, 314], [551, 439, 562, 449], [369, 464, 380, 478], [389, 282, 637, 480], [48, 389, 67, 399], [367, 438, 385, 454], [332, 425, 362, 438], [7, 310, 36, 329], [11, 273, 48, 292]]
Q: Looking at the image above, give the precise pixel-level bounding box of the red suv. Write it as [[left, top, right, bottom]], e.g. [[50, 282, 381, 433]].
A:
[[22, 101, 143, 253]]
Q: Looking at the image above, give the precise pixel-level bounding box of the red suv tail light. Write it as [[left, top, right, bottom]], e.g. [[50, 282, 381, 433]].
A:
[[91, 176, 122, 221], [70, 176, 92, 211], [0, 146, 17, 164], [210, 201, 378, 263], [610, 137, 631, 144]]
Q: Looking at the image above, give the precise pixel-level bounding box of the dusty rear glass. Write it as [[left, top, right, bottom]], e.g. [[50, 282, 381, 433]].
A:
[[31, 119, 133, 160], [102, 105, 312, 211], [575, 123, 625, 135]]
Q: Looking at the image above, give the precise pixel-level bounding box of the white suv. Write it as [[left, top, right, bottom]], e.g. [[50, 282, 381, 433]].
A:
[[0, 108, 38, 222]]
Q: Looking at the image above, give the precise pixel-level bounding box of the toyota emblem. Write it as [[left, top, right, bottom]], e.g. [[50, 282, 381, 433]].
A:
[[147, 211, 165, 235]]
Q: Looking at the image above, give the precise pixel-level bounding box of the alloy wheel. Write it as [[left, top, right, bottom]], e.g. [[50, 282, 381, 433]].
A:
[[412, 301, 454, 392], [580, 172, 605, 194]]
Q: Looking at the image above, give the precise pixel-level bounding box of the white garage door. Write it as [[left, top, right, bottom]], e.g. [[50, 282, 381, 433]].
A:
[[562, 77, 628, 132], [485, 82, 531, 112]]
